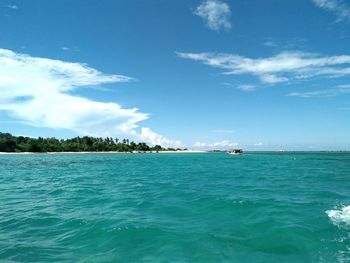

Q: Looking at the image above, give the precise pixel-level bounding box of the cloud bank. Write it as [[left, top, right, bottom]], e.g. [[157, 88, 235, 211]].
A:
[[0, 48, 178, 147], [177, 51, 350, 84], [194, 0, 231, 31], [140, 128, 181, 147], [194, 140, 238, 149]]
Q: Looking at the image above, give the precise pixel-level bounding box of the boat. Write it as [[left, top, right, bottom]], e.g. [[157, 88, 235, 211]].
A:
[[228, 149, 243, 155]]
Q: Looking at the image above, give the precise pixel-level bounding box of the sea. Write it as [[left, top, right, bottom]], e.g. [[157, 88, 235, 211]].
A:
[[0, 152, 350, 262]]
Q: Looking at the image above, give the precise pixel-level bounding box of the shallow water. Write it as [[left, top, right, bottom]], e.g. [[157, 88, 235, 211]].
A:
[[1, 152, 350, 262]]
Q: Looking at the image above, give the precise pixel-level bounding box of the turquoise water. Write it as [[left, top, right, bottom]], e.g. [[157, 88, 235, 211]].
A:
[[1, 152, 350, 262]]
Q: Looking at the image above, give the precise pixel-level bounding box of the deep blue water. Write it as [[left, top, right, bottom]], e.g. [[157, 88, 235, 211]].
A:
[[1, 152, 350, 262]]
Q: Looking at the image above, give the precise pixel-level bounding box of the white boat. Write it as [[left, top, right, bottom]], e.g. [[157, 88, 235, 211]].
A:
[[228, 149, 243, 155]]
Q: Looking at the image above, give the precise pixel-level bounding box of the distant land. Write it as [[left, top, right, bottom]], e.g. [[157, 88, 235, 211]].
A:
[[0, 132, 187, 153]]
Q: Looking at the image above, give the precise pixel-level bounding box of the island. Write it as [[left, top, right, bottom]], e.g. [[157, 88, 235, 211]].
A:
[[0, 132, 187, 153]]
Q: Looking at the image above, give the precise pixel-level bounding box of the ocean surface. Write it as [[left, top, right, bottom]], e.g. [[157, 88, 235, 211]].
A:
[[1, 152, 350, 262]]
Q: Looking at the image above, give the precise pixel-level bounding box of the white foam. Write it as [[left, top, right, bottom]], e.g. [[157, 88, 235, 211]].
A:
[[326, 205, 350, 226]]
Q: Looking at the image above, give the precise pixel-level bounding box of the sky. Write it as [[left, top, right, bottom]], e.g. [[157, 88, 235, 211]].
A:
[[1, 0, 350, 150]]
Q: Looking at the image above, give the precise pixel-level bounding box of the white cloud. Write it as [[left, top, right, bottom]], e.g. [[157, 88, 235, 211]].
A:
[[0, 48, 179, 146], [288, 84, 350, 98], [140, 127, 181, 148], [223, 82, 256, 92], [61, 46, 79, 52], [259, 74, 288, 84], [263, 41, 278, 47], [312, 0, 350, 21], [194, 0, 231, 31], [177, 51, 350, 84], [262, 38, 308, 49], [194, 142, 207, 147], [212, 140, 238, 147], [7, 5, 18, 9], [194, 140, 238, 149], [237, 85, 256, 92]]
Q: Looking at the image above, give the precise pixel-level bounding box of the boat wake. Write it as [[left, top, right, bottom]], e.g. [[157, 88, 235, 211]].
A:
[[326, 205, 350, 227]]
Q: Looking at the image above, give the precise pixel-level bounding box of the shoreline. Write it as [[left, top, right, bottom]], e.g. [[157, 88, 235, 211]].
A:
[[0, 150, 348, 155], [0, 150, 207, 155]]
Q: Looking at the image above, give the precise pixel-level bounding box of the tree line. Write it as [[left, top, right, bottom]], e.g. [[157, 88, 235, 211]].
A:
[[0, 132, 184, 153]]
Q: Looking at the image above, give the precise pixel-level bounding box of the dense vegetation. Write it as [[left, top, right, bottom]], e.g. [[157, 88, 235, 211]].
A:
[[0, 132, 183, 153]]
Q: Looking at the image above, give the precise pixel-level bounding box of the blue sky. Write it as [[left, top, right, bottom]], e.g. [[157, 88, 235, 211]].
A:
[[1, 0, 350, 150]]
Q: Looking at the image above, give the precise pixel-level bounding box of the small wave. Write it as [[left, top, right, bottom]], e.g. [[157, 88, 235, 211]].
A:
[[326, 205, 350, 226]]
